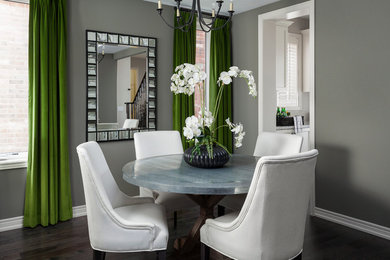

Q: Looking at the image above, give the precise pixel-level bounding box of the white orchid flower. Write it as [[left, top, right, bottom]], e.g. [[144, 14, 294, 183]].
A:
[[199, 71, 207, 81], [225, 118, 233, 127], [183, 127, 194, 140], [219, 71, 232, 85], [199, 110, 214, 127], [170, 63, 206, 96], [192, 72, 200, 83], [232, 123, 243, 134], [192, 127, 201, 137], [228, 66, 239, 77]]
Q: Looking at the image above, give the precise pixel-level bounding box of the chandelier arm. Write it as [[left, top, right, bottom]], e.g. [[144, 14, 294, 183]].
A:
[[199, 12, 218, 27], [172, 0, 197, 32], [198, 16, 212, 32], [211, 2, 223, 20], [196, 0, 213, 30], [200, 0, 222, 27], [209, 14, 232, 31], [176, 0, 196, 28], [158, 11, 192, 30], [157, 0, 233, 32]]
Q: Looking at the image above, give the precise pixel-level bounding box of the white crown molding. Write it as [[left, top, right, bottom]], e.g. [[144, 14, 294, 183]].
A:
[[314, 207, 390, 241], [0, 205, 87, 232]]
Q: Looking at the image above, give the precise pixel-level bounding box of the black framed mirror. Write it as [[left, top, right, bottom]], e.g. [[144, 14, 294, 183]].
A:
[[86, 30, 157, 142]]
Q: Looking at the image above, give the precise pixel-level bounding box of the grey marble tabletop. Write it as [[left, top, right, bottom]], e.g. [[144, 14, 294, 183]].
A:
[[122, 154, 260, 195]]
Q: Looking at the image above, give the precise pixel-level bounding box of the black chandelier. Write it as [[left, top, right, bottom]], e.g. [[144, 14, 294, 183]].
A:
[[157, 0, 234, 32]]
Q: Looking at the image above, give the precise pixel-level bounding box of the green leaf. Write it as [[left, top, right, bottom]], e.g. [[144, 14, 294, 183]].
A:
[[214, 141, 232, 156]]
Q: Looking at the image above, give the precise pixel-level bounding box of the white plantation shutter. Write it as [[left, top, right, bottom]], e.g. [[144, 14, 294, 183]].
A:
[[277, 33, 301, 108]]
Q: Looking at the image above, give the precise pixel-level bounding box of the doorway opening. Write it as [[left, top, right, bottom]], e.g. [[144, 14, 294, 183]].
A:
[[258, 0, 315, 211]]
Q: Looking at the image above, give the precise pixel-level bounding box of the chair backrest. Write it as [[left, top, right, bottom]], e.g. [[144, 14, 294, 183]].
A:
[[77, 142, 158, 251], [233, 150, 318, 259], [123, 119, 139, 129], [134, 131, 184, 160], [253, 132, 303, 157]]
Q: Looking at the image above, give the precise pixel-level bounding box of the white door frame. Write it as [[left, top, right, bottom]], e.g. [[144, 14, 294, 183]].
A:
[[258, 0, 316, 213]]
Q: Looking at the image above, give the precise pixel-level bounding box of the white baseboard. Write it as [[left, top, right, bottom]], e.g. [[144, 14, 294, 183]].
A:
[[72, 205, 87, 218], [0, 215, 23, 233], [314, 207, 390, 240], [0, 205, 87, 232]]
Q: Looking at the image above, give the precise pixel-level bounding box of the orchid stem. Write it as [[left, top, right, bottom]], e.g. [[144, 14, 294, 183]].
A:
[[211, 124, 229, 135], [212, 83, 225, 129]]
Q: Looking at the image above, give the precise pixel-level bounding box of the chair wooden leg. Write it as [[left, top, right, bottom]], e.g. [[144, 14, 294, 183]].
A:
[[201, 243, 210, 260], [217, 205, 225, 217], [157, 250, 166, 260], [93, 249, 106, 260], [173, 211, 178, 228]]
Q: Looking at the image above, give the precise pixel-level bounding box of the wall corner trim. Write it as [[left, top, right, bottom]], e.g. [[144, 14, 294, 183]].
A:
[[314, 207, 390, 241], [0, 205, 87, 232]]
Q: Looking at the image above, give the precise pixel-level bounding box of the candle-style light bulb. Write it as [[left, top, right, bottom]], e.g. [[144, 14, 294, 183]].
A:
[[176, 8, 180, 17], [211, 3, 216, 17], [157, 0, 162, 9], [229, 0, 233, 11]]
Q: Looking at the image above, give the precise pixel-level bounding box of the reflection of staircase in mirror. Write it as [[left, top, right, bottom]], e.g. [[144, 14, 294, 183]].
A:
[[125, 73, 147, 128]]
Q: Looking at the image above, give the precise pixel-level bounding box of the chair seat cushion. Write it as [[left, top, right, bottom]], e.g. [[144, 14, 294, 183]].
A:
[[219, 194, 247, 211], [114, 203, 169, 250], [201, 211, 239, 250], [155, 191, 197, 211]]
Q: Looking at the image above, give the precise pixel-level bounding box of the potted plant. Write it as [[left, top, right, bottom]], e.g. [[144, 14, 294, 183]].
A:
[[170, 63, 257, 168]]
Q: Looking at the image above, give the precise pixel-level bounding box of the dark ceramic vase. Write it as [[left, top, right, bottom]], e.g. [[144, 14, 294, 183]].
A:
[[183, 145, 230, 168]]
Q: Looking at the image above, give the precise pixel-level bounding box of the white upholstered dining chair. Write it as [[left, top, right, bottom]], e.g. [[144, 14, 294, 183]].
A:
[[134, 131, 197, 227], [201, 149, 318, 260], [218, 132, 303, 213], [76, 141, 168, 260]]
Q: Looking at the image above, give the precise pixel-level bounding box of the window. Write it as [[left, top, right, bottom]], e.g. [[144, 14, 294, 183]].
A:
[[0, 0, 29, 169], [277, 33, 302, 109], [194, 28, 210, 116]]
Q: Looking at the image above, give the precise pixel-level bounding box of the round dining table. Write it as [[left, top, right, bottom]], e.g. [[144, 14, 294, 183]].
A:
[[122, 154, 259, 254]]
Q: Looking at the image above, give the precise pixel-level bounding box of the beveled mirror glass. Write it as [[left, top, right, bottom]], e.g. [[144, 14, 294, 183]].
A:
[[86, 30, 157, 142]]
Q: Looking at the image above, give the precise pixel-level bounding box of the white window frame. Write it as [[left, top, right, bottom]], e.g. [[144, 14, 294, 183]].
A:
[[276, 32, 303, 110], [0, 0, 29, 170], [0, 152, 27, 170], [196, 18, 211, 110], [4, 0, 29, 3]]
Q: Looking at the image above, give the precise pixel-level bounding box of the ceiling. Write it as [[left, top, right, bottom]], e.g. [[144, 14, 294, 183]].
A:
[[144, 0, 279, 15]]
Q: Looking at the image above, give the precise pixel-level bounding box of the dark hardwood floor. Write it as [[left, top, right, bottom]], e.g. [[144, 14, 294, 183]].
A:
[[1, 208, 390, 260]]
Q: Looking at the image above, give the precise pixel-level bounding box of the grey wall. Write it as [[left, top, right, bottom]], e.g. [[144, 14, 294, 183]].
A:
[[0, 0, 174, 219], [98, 54, 117, 123], [315, 0, 390, 227], [232, 0, 390, 227], [0, 168, 26, 219]]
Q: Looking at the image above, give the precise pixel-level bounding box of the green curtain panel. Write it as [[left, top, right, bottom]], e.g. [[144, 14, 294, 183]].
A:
[[24, 0, 72, 228], [172, 11, 196, 149], [209, 18, 233, 152]]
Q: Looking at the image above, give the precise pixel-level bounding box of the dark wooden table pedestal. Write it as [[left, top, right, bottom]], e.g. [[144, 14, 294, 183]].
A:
[[173, 194, 225, 254]]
